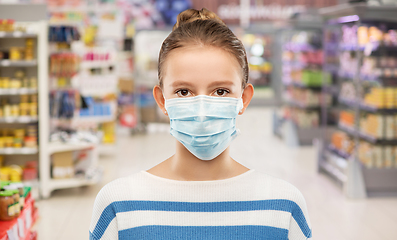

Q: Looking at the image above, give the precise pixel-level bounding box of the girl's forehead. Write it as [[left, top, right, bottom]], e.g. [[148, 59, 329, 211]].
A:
[[163, 46, 242, 87]]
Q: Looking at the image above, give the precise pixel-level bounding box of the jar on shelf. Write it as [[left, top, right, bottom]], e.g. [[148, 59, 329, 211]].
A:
[[4, 137, 13, 148], [19, 103, 28, 116], [24, 136, 36, 148], [20, 94, 29, 103], [11, 104, 19, 117], [0, 190, 15, 221], [13, 138, 22, 148], [2, 77, 10, 89], [8, 166, 22, 182], [3, 105, 11, 117], [22, 78, 29, 88], [10, 78, 22, 88], [0, 137, 5, 148], [3, 183, 24, 211], [29, 77, 37, 89], [29, 103, 37, 116], [9, 47, 22, 61]]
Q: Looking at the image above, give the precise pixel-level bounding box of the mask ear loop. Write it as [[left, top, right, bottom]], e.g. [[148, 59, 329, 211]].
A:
[[239, 89, 244, 114]]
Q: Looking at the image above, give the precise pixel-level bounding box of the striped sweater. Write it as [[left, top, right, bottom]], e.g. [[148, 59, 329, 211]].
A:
[[89, 170, 312, 239]]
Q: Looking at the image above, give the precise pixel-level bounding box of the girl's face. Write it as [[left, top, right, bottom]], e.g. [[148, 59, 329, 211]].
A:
[[154, 45, 253, 115]]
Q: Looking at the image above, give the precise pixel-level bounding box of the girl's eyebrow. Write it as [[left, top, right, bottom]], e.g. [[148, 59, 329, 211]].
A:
[[208, 80, 235, 88], [171, 80, 195, 88]]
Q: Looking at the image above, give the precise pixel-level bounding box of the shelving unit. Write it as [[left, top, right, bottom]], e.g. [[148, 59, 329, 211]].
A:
[[273, 11, 332, 147], [0, 18, 45, 210], [318, 3, 397, 198]]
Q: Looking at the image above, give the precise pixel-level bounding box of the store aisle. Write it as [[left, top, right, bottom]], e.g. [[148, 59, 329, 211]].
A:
[[35, 107, 397, 240]]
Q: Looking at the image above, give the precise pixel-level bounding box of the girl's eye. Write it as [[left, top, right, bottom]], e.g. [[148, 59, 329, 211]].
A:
[[214, 89, 229, 97], [176, 89, 191, 97]]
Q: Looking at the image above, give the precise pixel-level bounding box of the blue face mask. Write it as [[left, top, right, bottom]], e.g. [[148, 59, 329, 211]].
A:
[[165, 95, 244, 160]]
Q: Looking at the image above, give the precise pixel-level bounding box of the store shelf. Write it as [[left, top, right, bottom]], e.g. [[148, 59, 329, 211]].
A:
[[339, 97, 397, 114], [283, 43, 318, 52], [320, 159, 347, 183], [283, 81, 322, 90], [48, 177, 99, 190], [48, 166, 103, 191], [48, 4, 118, 13], [0, 31, 37, 38], [0, 60, 37, 67], [80, 89, 117, 97], [80, 61, 116, 69], [327, 144, 351, 160], [0, 116, 38, 123], [47, 142, 97, 154], [320, 3, 397, 22], [0, 147, 38, 155], [338, 123, 397, 145], [285, 100, 322, 110], [52, 115, 116, 126], [0, 88, 38, 95]]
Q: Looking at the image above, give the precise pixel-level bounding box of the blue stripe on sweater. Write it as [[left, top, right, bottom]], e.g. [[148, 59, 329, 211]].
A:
[[92, 200, 311, 239], [119, 225, 289, 240]]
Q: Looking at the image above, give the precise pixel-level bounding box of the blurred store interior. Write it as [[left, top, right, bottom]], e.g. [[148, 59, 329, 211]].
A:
[[0, 0, 397, 239]]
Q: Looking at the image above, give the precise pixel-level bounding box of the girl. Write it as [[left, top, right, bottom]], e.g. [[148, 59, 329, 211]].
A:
[[90, 8, 312, 240]]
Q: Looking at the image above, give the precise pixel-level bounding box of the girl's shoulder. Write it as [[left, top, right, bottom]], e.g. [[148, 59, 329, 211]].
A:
[[94, 171, 148, 203], [249, 171, 308, 207]]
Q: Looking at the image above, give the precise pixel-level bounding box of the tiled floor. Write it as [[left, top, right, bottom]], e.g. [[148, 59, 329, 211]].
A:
[[35, 107, 397, 240]]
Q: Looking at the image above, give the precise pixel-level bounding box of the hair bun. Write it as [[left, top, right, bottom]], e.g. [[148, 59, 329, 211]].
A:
[[173, 8, 225, 31]]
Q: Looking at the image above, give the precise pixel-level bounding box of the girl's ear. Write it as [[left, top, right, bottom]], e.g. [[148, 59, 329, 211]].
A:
[[239, 83, 254, 115], [153, 85, 168, 116]]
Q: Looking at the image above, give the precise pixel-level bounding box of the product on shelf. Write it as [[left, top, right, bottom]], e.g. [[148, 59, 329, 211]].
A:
[[0, 19, 15, 32], [49, 26, 81, 42], [358, 142, 397, 169], [22, 161, 38, 181], [283, 107, 319, 128], [50, 53, 80, 77], [330, 131, 354, 156], [101, 121, 116, 144], [360, 114, 397, 139], [285, 88, 332, 107], [79, 97, 113, 118], [363, 87, 397, 108], [52, 151, 74, 179], [0, 181, 35, 225], [0, 38, 35, 61], [339, 82, 358, 102], [0, 190, 15, 221], [339, 110, 355, 128], [356, 25, 397, 47], [0, 125, 38, 149], [241, 33, 273, 87], [0, 95, 38, 118], [51, 148, 94, 179]]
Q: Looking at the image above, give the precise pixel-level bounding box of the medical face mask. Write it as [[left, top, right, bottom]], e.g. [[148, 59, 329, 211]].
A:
[[165, 95, 243, 160]]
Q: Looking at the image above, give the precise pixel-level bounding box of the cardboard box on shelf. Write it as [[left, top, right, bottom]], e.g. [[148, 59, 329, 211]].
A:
[[140, 106, 157, 123], [118, 78, 135, 94], [52, 151, 74, 179]]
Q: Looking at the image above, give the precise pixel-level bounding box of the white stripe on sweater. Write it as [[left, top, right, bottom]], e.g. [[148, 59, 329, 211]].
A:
[[116, 210, 291, 231]]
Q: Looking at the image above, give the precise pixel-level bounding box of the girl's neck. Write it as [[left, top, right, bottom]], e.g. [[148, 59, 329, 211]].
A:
[[147, 141, 249, 181]]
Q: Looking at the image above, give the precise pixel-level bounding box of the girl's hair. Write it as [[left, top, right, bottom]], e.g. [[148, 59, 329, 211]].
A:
[[158, 8, 249, 89]]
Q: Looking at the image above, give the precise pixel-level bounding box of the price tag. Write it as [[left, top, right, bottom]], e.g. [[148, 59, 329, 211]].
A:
[[25, 208, 32, 229], [1, 60, 10, 66], [18, 218, 25, 238], [7, 224, 19, 240]]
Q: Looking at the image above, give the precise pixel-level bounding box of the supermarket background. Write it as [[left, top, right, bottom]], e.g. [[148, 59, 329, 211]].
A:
[[0, 0, 397, 239]]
